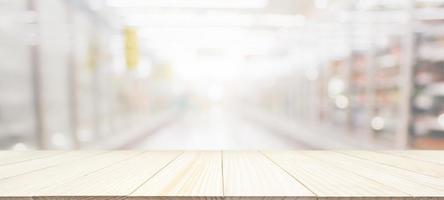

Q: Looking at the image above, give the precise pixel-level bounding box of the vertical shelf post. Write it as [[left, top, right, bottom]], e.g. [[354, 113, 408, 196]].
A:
[[28, 0, 47, 149], [397, 0, 415, 149]]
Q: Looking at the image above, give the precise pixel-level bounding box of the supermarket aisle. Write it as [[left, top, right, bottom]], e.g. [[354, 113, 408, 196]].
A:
[[136, 107, 307, 149]]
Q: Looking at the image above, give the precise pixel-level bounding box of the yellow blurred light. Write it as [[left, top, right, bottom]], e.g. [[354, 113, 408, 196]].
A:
[[124, 27, 140, 70]]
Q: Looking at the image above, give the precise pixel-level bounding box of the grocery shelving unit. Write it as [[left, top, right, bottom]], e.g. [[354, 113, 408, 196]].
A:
[[314, 3, 410, 147], [0, 0, 38, 149], [241, 0, 444, 149], [411, 0, 444, 148], [314, 0, 444, 149], [0, 0, 182, 150]]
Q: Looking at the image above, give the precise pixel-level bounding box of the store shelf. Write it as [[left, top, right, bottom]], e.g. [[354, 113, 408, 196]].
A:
[[412, 9, 444, 148]]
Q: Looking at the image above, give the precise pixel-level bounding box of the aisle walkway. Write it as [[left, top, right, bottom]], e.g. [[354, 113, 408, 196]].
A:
[[136, 107, 307, 149]]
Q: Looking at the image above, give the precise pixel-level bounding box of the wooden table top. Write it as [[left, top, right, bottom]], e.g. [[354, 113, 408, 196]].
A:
[[0, 151, 443, 200]]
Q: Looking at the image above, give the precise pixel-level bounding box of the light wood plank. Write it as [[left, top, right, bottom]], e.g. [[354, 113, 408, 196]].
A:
[[0, 151, 443, 200], [34, 197, 123, 200], [263, 151, 408, 197], [129, 198, 222, 200], [39, 151, 181, 196], [341, 151, 444, 178], [0, 151, 142, 196], [303, 151, 444, 197], [385, 150, 444, 165], [131, 151, 223, 197], [0, 151, 102, 180], [0, 151, 63, 166], [223, 151, 314, 198], [0, 198, 33, 200]]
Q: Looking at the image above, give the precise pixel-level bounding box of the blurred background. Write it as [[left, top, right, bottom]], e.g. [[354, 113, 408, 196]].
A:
[[1, 0, 444, 150]]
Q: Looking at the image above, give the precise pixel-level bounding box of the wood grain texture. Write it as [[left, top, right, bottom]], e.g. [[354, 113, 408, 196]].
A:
[[40, 151, 181, 196], [131, 151, 222, 197], [385, 150, 444, 165], [340, 151, 444, 178], [303, 151, 444, 197], [223, 151, 314, 197], [0, 151, 63, 166], [0, 151, 102, 180], [0, 151, 141, 196], [263, 151, 408, 197], [0, 151, 443, 200]]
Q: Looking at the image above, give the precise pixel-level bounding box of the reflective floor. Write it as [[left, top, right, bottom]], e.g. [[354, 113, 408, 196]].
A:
[[136, 108, 307, 149]]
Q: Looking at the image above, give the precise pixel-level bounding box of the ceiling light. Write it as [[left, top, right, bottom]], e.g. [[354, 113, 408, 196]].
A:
[[125, 13, 305, 28], [107, 0, 269, 9], [314, 0, 329, 9]]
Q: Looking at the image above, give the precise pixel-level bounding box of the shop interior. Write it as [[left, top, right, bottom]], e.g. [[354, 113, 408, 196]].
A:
[[1, 0, 444, 150]]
